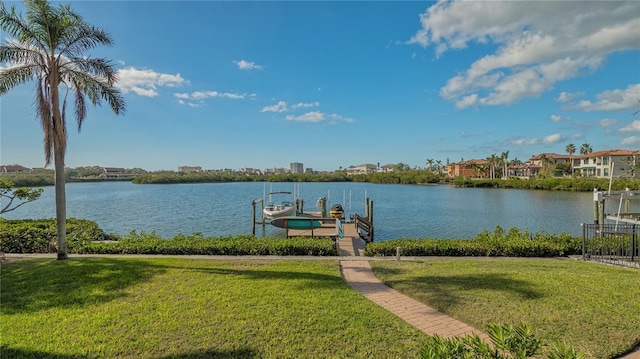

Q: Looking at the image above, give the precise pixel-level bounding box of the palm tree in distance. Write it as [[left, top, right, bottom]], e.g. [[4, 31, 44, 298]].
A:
[[0, 0, 125, 260], [565, 143, 576, 175], [501, 151, 509, 179], [580, 143, 593, 155]]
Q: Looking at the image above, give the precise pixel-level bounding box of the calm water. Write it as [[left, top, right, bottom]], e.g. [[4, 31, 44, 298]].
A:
[[2, 181, 596, 239]]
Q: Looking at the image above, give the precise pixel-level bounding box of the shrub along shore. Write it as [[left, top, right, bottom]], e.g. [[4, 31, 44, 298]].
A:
[[5, 169, 640, 191], [0, 218, 582, 257]]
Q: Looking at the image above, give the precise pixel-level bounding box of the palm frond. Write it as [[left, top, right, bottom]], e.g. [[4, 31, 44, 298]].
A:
[[61, 56, 117, 84], [63, 67, 125, 116], [36, 79, 53, 166], [0, 2, 47, 51], [72, 81, 87, 131], [60, 24, 113, 58], [0, 64, 36, 94], [0, 40, 47, 66]]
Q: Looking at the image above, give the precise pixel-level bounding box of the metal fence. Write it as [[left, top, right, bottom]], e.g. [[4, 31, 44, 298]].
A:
[[582, 224, 639, 265]]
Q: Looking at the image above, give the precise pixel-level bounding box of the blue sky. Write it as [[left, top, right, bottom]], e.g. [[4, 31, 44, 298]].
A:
[[1, 1, 639, 172]]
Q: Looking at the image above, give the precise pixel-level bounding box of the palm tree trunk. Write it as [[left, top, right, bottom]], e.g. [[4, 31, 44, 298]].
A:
[[54, 148, 67, 260]]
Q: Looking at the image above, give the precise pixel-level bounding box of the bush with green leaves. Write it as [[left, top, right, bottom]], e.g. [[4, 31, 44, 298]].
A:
[[421, 323, 584, 359], [76, 231, 338, 256], [364, 226, 582, 257], [0, 219, 338, 256], [0, 218, 106, 253]]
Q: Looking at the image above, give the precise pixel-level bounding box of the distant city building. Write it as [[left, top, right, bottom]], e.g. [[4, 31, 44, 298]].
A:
[[290, 162, 304, 174], [304, 167, 314, 173], [178, 166, 203, 173], [264, 167, 288, 175]]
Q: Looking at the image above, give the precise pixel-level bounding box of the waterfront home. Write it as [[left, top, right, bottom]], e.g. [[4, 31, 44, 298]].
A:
[[447, 159, 489, 178], [573, 149, 639, 178]]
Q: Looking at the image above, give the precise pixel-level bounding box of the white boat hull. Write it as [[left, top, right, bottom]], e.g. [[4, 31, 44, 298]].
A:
[[263, 205, 296, 220]]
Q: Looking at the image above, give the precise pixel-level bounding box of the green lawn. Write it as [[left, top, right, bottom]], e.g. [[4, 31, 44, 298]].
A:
[[1, 258, 426, 358], [370, 258, 640, 359]]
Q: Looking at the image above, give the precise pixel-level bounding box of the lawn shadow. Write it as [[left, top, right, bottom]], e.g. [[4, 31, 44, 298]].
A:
[[159, 347, 259, 358], [0, 346, 259, 359], [156, 263, 346, 290], [1, 258, 167, 314], [375, 267, 544, 312], [0, 346, 89, 358]]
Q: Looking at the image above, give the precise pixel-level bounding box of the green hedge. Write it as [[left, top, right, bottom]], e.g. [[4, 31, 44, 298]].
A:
[[364, 226, 582, 257], [0, 218, 106, 253], [0, 218, 337, 256], [77, 231, 337, 256]]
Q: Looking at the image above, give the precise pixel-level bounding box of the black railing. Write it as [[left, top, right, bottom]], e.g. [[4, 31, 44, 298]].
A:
[[354, 214, 374, 243], [582, 223, 639, 264]]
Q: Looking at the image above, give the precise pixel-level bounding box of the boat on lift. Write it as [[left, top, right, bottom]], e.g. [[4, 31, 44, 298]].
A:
[[263, 191, 296, 220]]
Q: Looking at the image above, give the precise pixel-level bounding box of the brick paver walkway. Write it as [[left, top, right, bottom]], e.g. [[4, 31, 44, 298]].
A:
[[337, 236, 489, 340], [340, 259, 489, 340]]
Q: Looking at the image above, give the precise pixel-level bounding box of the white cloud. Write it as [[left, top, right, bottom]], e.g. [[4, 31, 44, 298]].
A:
[[621, 136, 640, 145], [261, 101, 288, 113], [512, 138, 539, 146], [329, 113, 355, 123], [599, 118, 618, 128], [174, 91, 245, 104], [286, 111, 325, 123], [116, 67, 186, 97], [555, 91, 583, 103], [291, 101, 320, 109], [571, 84, 640, 112], [543, 133, 564, 144], [233, 60, 263, 70], [619, 119, 640, 133], [550, 115, 569, 122], [409, 1, 639, 107], [512, 133, 564, 146]]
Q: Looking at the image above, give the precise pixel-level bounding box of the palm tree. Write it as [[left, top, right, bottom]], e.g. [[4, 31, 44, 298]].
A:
[[0, 0, 125, 260], [565, 143, 576, 175], [580, 143, 593, 155], [435, 160, 443, 175], [486, 153, 500, 179], [500, 151, 509, 179], [426, 158, 434, 172]]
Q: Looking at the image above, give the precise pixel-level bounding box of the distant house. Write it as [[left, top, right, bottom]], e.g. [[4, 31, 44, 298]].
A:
[[507, 163, 542, 179], [0, 164, 31, 174], [507, 153, 571, 179], [346, 164, 377, 175], [529, 153, 571, 167], [178, 166, 203, 173], [239, 167, 262, 175], [101, 167, 132, 179], [573, 149, 639, 178], [447, 159, 488, 178], [379, 164, 395, 173]]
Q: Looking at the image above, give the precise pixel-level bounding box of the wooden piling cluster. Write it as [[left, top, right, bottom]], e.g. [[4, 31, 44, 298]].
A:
[[251, 194, 375, 242]]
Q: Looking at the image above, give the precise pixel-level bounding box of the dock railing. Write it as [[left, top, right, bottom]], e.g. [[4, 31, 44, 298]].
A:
[[283, 217, 338, 239], [354, 214, 374, 243], [582, 223, 639, 266]]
